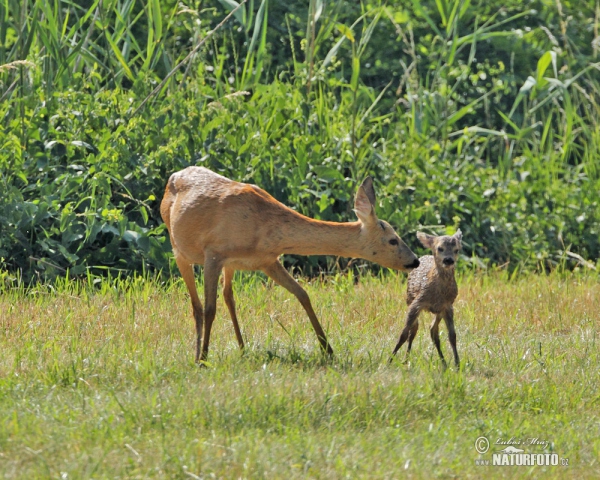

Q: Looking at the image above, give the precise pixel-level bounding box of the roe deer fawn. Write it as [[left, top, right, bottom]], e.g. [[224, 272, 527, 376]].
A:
[[160, 166, 420, 362], [389, 230, 462, 367]]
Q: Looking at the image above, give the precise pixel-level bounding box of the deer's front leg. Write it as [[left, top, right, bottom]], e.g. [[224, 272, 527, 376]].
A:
[[263, 260, 333, 356]]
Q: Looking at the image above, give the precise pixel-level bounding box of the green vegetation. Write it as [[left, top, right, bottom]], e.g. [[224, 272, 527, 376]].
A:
[[1, 0, 599, 281], [0, 272, 598, 477]]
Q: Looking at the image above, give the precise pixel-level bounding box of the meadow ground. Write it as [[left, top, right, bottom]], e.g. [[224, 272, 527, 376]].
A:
[[0, 271, 598, 478]]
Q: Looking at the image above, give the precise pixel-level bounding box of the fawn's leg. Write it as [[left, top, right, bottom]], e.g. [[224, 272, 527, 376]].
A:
[[198, 255, 224, 363], [263, 260, 333, 355], [175, 255, 204, 362], [430, 314, 447, 367], [407, 319, 419, 353], [390, 303, 420, 361], [443, 306, 460, 367], [222, 266, 244, 350]]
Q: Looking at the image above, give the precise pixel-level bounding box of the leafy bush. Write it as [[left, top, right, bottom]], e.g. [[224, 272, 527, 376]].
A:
[[1, 0, 599, 281]]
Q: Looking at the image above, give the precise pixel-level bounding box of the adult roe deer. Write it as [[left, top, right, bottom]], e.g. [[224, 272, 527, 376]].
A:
[[160, 166, 420, 362], [389, 230, 462, 367]]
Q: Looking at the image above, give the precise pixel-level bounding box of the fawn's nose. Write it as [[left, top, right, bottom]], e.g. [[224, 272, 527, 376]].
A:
[[443, 257, 455, 266], [405, 258, 420, 269]]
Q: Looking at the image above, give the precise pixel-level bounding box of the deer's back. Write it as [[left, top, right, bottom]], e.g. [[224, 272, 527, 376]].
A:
[[160, 166, 299, 267]]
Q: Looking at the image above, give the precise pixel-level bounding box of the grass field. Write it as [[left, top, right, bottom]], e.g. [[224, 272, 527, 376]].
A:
[[0, 271, 598, 478]]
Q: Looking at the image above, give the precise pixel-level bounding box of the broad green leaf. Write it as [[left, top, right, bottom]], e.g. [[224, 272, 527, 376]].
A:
[[313, 166, 344, 182], [217, 0, 245, 26]]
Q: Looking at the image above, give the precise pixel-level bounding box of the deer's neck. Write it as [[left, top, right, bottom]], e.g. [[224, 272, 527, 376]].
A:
[[277, 213, 363, 258], [432, 263, 456, 283]]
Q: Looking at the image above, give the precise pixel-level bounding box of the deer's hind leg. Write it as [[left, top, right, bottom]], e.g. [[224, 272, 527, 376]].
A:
[[390, 303, 420, 362], [175, 255, 204, 361], [407, 318, 419, 354], [199, 255, 224, 362], [223, 266, 244, 350], [443, 306, 459, 367]]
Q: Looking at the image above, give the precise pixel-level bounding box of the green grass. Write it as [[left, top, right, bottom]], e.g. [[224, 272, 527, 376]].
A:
[[0, 272, 598, 478], [3, 1, 600, 280]]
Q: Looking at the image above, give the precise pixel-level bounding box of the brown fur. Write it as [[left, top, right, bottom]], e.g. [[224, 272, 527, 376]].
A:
[[160, 166, 420, 362], [390, 230, 463, 367]]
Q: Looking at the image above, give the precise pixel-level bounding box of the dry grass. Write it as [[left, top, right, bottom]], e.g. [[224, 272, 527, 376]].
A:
[[0, 271, 598, 478]]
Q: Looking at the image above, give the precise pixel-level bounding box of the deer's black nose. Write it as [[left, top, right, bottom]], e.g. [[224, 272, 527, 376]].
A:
[[443, 257, 455, 265], [406, 258, 420, 269]]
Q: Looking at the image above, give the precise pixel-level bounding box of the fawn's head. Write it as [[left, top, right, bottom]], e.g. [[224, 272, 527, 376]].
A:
[[417, 230, 462, 270], [353, 177, 419, 271]]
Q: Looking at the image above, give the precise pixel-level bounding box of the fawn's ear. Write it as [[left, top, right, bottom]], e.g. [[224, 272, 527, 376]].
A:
[[453, 229, 463, 243], [354, 177, 377, 225], [417, 231, 435, 249]]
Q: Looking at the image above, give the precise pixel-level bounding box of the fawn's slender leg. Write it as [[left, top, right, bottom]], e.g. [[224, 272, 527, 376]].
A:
[[263, 260, 333, 355], [443, 306, 459, 367], [390, 303, 421, 361], [223, 266, 244, 350], [175, 255, 204, 361], [199, 255, 224, 362], [430, 314, 446, 366], [407, 319, 419, 353]]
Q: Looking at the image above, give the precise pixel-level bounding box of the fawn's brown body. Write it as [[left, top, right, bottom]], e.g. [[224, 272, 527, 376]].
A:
[[390, 230, 462, 367], [160, 166, 420, 362]]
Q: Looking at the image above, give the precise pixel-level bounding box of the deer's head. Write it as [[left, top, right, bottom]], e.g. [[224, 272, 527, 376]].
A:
[[354, 177, 420, 271], [417, 230, 462, 271]]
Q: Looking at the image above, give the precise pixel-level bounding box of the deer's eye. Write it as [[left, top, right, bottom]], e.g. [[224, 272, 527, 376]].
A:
[[438, 247, 444, 252], [389, 238, 399, 246]]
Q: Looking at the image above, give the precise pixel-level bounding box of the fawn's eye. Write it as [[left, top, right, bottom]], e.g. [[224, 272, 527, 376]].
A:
[[454, 249, 459, 253], [438, 247, 444, 252], [389, 238, 399, 246]]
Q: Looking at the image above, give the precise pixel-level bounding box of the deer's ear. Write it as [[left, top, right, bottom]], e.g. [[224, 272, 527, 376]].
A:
[[417, 232, 435, 249], [354, 180, 377, 225], [359, 176, 376, 206], [453, 229, 463, 243]]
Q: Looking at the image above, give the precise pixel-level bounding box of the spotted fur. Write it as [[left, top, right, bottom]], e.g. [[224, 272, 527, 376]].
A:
[[390, 230, 463, 367]]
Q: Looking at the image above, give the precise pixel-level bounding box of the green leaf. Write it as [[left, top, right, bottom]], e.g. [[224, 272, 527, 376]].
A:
[[140, 206, 149, 225], [351, 56, 360, 91], [248, 0, 268, 56], [336, 23, 355, 42], [314, 0, 324, 23], [508, 76, 537, 118], [412, 0, 442, 37], [217, 0, 245, 26], [312, 166, 344, 182], [393, 10, 410, 24], [536, 51, 557, 85], [322, 36, 348, 69]]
